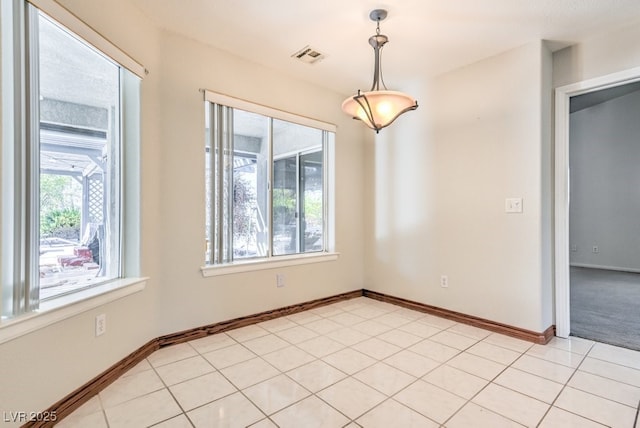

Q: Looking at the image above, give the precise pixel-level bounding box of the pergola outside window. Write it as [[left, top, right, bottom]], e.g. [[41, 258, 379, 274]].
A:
[[35, 11, 121, 300]]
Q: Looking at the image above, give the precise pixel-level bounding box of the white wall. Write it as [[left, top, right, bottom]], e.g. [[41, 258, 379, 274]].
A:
[[553, 19, 640, 88], [4, 2, 637, 421], [0, 0, 366, 423], [152, 29, 366, 336], [569, 90, 640, 271], [364, 41, 554, 332]]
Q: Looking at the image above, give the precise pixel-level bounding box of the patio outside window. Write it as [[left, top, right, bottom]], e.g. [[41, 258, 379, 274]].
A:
[[37, 12, 121, 300], [204, 95, 334, 266], [1, 2, 142, 320]]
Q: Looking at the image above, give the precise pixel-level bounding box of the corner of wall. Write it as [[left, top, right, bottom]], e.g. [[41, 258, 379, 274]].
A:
[[540, 40, 555, 328]]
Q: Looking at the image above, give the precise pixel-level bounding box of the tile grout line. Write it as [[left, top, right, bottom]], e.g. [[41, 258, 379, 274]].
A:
[[199, 306, 359, 425], [303, 303, 415, 425], [97, 366, 176, 428], [147, 355, 197, 428], [169, 326, 605, 428], [532, 339, 613, 428], [502, 339, 608, 427], [186, 332, 293, 426], [207, 325, 311, 426], [279, 302, 525, 426], [273, 300, 392, 425], [96, 394, 111, 428], [73, 297, 640, 427], [570, 340, 640, 407], [332, 305, 494, 426], [150, 334, 263, 426], [585, 355, 640, 374], [215, 304, 632, 426], [438, 335, 614, 426], [192, 331, 294, 426], [298, 301, 447, 425], [439, 338, 531, 427]]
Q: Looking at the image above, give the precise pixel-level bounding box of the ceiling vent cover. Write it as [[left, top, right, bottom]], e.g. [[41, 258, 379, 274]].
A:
[[291, 46, 325, 64]]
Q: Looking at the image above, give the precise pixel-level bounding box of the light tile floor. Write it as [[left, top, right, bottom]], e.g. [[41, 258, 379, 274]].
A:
[[58, 297, 640, 428]]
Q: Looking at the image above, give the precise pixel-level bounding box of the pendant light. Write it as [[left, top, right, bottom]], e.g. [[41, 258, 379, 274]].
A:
[[341, 9, 418, 133]]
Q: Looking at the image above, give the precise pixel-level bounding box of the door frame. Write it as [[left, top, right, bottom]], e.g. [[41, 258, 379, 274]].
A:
[[554, 66, 640, 338]]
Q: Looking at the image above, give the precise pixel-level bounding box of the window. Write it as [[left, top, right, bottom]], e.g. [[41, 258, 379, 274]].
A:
[[204, 92, 335, 267], [1, 1, 143, 320]]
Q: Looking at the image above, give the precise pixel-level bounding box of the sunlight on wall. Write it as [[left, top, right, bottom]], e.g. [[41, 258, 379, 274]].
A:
[[372, 81, 435, 279], [373, 129, 391, 245]]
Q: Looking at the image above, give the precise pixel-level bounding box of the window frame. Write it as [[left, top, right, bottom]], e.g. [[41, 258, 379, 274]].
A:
[[272, 145, 325, 256], [202, 90, 337, 276], [0, 0, 146, 334]]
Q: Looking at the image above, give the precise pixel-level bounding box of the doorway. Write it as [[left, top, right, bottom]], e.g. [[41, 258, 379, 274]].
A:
[[555, 67, 640, 347]]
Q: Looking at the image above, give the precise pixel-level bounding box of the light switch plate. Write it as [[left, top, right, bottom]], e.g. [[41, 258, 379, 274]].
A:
[[505, 198, 523, 213]]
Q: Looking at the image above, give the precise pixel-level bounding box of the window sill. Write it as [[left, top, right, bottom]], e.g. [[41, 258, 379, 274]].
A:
[[0, 277, 148, 345], [201, 252, 340, 277]]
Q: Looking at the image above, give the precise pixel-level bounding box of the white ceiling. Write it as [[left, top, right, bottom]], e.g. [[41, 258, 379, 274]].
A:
[[130, 0, 640, 95]]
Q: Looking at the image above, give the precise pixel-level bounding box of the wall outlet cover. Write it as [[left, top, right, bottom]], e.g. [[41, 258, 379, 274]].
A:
[[505, 198, 523, 213], [95, 314, 106, 337]]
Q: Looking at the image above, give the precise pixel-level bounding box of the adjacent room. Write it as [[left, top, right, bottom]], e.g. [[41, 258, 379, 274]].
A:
[[568, 83, 640, 350], [1, 1, 639, 427]]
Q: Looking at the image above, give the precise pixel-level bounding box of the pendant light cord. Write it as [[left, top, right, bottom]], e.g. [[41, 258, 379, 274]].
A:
[[370, 16, 388, 91]]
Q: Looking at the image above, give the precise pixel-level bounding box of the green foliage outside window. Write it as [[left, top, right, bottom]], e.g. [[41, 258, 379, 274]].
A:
[[41, 208, 81, 237], [40, 174, 81, 239], [233, 175, 257, 253]]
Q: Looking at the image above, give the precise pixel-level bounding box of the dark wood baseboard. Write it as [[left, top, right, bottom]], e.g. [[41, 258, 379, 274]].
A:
[[24, 288, 555, 427], [22, 339, 160, 428], [364, 289, 555, 344], [22, 289, 363, 427], [157, 289, 364, 348]]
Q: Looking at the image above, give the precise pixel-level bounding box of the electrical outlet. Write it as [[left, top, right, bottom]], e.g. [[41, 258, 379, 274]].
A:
[[440, 275, 448, 288], [95, 314, 106, 337], [592, 245, 599, 254], [505, 198, 523, 213], [571, 245, 577, 252], [276, 273, 285, 288]]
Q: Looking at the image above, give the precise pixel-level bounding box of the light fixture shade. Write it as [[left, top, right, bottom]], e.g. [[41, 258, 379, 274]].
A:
[[341, 90, 418, 132], [342, 10, 418, 133]]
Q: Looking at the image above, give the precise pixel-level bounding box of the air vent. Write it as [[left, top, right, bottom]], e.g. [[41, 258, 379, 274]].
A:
[[291, 46, 325, 64]]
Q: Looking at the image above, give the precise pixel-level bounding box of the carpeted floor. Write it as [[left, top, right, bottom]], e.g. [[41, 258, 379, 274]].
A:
[[570, 266, 640, 351]]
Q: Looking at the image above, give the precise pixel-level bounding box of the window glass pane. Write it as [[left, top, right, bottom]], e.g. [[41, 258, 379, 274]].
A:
[[205, 98, 331, 266], [273, 157, 298, 255], [204, 103, 212, 262], [301, 151, 323, 252], [272, 120, 323, 256], [38, 13, 120, 299], [231, 109, 269, 260]]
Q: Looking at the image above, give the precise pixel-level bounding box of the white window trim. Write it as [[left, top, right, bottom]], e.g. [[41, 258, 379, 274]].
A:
[[0, 277, 147, 344], [204, 90, 337, 270], [27, 0, 146, 78], [0, 1, 145, 326], [201, 252, 340, 277], [204, 90, 336, 133]]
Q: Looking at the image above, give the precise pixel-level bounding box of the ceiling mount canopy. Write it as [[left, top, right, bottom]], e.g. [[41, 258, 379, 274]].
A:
[[341, 9, 418, 133]]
